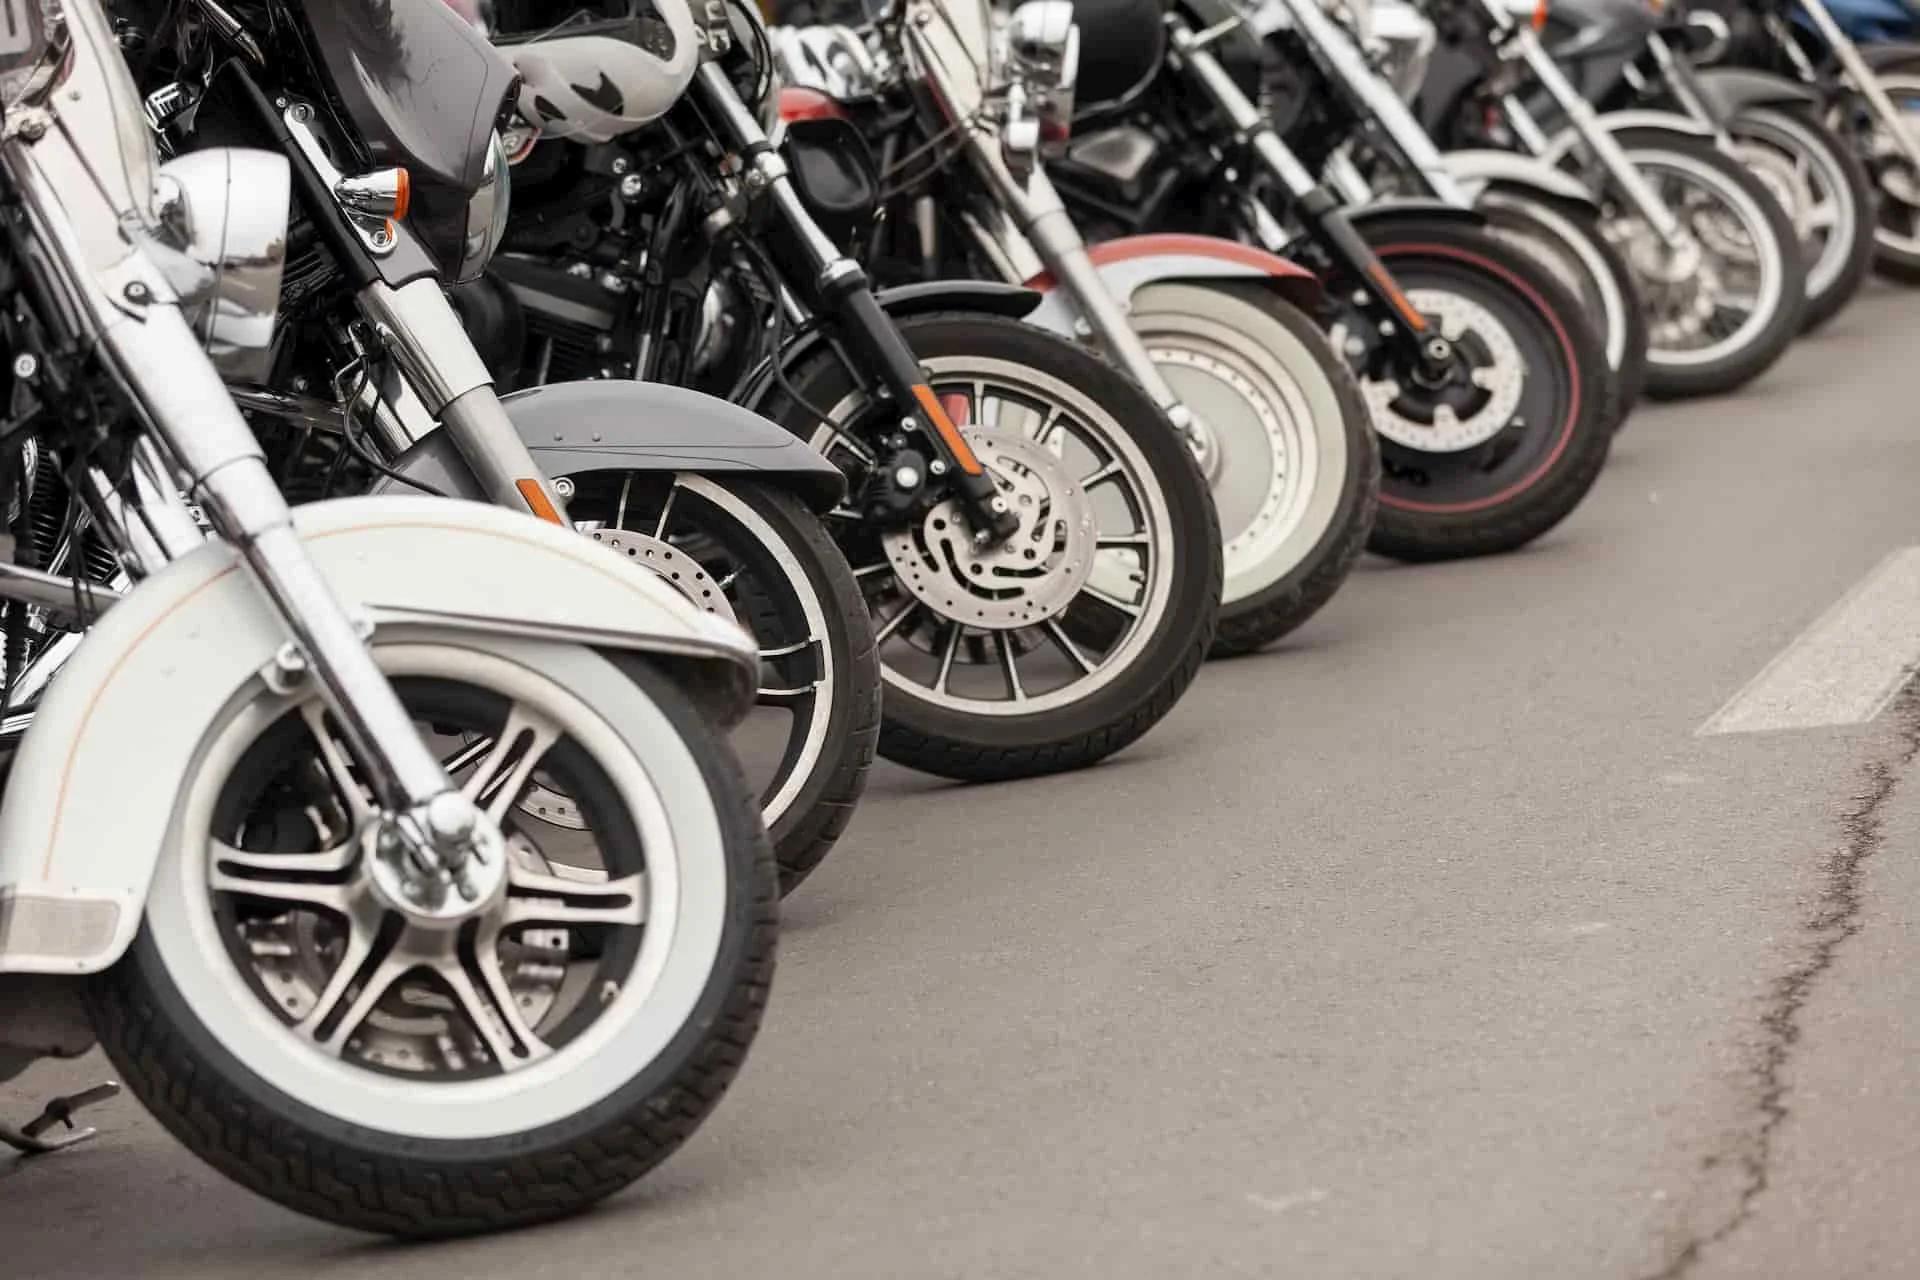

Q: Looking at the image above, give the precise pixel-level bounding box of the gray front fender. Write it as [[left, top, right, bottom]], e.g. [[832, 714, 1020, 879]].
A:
[[373, 379, 847, 510]]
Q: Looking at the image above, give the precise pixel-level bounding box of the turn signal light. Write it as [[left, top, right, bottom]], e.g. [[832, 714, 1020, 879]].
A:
[[334, 167, 411, 220], [1532, 0, 1549, 27]]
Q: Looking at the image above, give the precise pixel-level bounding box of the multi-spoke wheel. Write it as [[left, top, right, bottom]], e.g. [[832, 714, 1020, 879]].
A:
[[1597, 131, 1806, 398], [562, 471, 879, 894], [1333, 218, 1613, 561], [87, 637, 775, 1238], [760, 310, 1222, 782]]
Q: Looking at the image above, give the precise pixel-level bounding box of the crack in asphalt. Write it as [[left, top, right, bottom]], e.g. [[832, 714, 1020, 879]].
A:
[[1646, 685, 1920, 1280]]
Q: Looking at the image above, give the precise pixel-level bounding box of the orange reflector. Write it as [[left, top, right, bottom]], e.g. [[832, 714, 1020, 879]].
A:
[[392, 168, 411, 220], [515, 479, 566, 525], [912, 385, 984, 475], [1367, 263, 1428, 332], [1531, 0, 1549, 28]]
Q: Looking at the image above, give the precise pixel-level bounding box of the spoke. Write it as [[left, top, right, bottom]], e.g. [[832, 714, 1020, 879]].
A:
[[1084, 585, 1143, 619], [932, 622, 962, 696], [614, 472, 634, 531], [997, 632, 1027, 702], [760, 638, 812, 659], [1096, 533, 1152, 551], [505, 866, 648, 928], [439, 738, 492, 777], [653, 481, 679, 539], [852, 562, 892, 580], [1029, 404, 1064, 447], [1716, 292, 1760, 314], [437, 948, 553, 1069], [759, 681, 822, 707], [295, 926, 407, 1055], [1080, 459, 1124, 489], [209, 839, 355, 913], [875, 600, 921, 643], [300, 703, 372, 825], [462, 702, 564, 823], [1043, 617, 1097, 675], [1805, 198, 1839, 231]]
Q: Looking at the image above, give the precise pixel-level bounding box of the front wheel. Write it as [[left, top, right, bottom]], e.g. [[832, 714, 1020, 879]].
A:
[[1851, 69, 1920, 284], [1474, 186, 1650, 434], [762, 310, 1224, 782], [1725, 106, 1874, 332], [560, 473, 880, 896], [88, 638, 776, 1238], [1603, 129, 1807, 398], [1334, 219, 1613, 562], [1126, 281, 1378, 657]]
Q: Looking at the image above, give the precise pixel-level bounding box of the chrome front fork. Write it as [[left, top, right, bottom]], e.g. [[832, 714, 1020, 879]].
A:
[[1270, 0, 1472, 205], [1497, 22, 1691, 248], [1795, 0, 1920, 176], [0, 135, 484, 872]]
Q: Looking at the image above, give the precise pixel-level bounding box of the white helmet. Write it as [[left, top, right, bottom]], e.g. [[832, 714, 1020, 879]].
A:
[[507, 3, 701, 143]]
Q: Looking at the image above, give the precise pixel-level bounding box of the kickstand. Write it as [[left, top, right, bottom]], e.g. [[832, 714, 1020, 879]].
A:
[[0, 1082, 120, 1156]]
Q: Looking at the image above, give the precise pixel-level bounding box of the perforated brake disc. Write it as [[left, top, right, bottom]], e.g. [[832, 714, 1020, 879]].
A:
[[879, 428, 1098, 631]]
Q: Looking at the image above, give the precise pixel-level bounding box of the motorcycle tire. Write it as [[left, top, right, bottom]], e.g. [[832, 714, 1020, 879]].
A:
[[88, 640, 776, 1239], [1607, 129, 1808, 399], [561, 473, 880, 896], [1474, 184, 1651, 434], [1338, 217, 1613, 563], [761, 309, 1224, 782], [1726, 105, 1875, 332], [1848, 67, 1920, 284], [1125, 281, 1378, 657]]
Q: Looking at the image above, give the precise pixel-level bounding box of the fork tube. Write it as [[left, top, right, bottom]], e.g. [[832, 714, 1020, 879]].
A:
[[355, 278, 572, 524], [1505, 26, 1689, 245], [962, 137, 1191, 418], [1795, 0, 1920, 172], [1274, 0, 1471, 202]]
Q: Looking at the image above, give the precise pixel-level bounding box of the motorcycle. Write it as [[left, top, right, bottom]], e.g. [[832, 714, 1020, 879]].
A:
[[776, 0, 1382, 656], [1247, 0, 1651, 433], [2, 0, 778, 1240], [1406, 0, 1811, 397], [1026, 0, 1617, 561], [1552, 0, 1873, 330], [484, 0, 1227, 777], [114, 0, 882, 898], [1686, 0, 1920, 282]]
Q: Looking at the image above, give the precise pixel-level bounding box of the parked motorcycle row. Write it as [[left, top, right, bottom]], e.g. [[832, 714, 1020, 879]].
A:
[[0, 0, 1912, 1244]]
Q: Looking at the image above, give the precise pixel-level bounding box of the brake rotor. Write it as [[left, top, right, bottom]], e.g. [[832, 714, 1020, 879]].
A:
[[881, 428, 1097, 631], [1354, 288, 1524, 453]]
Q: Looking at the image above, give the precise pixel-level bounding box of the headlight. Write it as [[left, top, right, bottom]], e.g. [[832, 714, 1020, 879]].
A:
[[456, 132, 512, 283]]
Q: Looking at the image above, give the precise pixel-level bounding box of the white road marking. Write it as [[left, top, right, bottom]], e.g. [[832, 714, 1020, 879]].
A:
[[1246, 1189, 1329, 1215], [1699, 548, 1920, 736]]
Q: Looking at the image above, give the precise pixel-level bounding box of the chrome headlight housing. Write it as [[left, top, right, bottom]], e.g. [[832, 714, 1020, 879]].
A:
[[456, 131, 513, 283], [1368, 0, 1436, 104]]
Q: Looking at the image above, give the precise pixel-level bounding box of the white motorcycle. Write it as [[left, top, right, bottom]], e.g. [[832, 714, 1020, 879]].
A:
[[0, 0, 776, 1239]]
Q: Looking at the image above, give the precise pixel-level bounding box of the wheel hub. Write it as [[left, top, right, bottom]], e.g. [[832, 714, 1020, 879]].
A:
[[1354, 288, 1523, 454], [881, 428, 1096, 630], [1152, 345, 1292, 561], [363, 814, 510, 927]]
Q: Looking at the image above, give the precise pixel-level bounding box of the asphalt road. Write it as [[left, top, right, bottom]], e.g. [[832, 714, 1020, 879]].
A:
[[10, 285, 1920, 1279]]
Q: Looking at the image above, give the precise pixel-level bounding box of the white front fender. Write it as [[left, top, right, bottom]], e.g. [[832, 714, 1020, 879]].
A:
[[0, 494, 757, 976]]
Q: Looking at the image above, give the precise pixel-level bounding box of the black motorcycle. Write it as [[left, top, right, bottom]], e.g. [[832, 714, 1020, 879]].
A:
[[482, 0, 1226, 782]]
